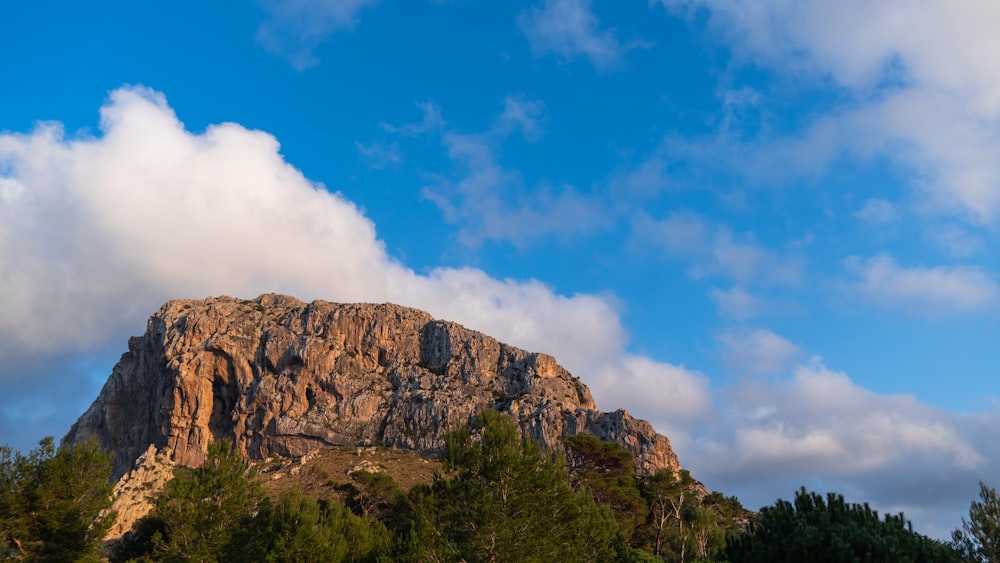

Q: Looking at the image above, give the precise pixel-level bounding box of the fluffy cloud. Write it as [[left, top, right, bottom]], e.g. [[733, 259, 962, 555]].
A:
[[682, 357, 994, 536], [845, 254, 1000, 314], [0, 87, 652, 454], [0, 87, 625, 370], [519, 0, 639, 70], [257, 0, 380, 69]]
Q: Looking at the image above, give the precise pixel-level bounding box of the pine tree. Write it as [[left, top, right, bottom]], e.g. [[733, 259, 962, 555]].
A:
[[951, 481, 1000, 563], [144, 441, 265, 563], [403, 409, 623, 562], [727, 487, 960, 563], [0, 437, 116, 562]]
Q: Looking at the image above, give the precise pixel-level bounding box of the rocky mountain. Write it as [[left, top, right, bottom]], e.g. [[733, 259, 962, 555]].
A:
[[65, 294, 682, 482]]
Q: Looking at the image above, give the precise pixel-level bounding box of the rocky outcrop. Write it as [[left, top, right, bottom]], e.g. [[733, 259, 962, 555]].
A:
[[104, 445, 174, 540], [65, 295, 681, 480]]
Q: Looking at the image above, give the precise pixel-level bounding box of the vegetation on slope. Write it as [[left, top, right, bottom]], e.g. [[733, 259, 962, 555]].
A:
[[3, 412, 998, 562]]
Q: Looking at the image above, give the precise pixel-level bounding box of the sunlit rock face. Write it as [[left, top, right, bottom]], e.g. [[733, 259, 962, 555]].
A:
[[65, 294, 681, 480]]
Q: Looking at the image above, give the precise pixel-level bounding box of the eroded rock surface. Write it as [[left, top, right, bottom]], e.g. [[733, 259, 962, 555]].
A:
[[65, 295, 681, 480]]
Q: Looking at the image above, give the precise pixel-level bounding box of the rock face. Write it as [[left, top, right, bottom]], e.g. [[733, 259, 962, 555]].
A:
[[65, 295, 681, 480]]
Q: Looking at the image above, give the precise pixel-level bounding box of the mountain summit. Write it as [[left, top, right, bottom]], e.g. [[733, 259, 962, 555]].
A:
[[65, 294, 682, 480]]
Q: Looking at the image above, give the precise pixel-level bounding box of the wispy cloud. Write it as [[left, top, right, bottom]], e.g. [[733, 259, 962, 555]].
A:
[[717, 328, 803, 377], [397, 97, 611, 246], [709, 286, 769, 320], [855, 198, 897, 225], [633, 211, 803, 287], [519, 0, 644, 70], [655, 0, 1000, 224], [257, 0, 379, 69], [355, 141, 401, 169], [844, 253, 1000, 314], [380, 101, 445, 137]]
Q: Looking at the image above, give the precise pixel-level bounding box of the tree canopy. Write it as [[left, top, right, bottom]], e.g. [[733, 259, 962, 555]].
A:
[[951, 481, 1000, 563], [727, 487, 960, 563], [0, 437, 116, 562], [402, 409, 625, 562]]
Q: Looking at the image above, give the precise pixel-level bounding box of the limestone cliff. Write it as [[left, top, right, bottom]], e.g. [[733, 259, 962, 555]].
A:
[[65, 294, 681, 481]]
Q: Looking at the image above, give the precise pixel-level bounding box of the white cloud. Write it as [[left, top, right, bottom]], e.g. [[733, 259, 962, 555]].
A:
[[589, 355, 712, 424], [655, 0, 1000, 224], [519, 0, 639, 70], [257, 0, 379, 69], [0, 87, 620, 371], [680, 357, 995, 535], [717, 328, 801, 376], [845, 254, 999, 314]]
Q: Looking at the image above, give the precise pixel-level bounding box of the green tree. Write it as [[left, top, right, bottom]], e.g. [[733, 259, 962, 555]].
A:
[[143, 441, 265, 563], [951, 481, 1000, 562], [637, 469, 699, 561], [342, 470, 404, 523], [403, 409, 624, 562], [232, 488, 391, 562], [0, 437, 116, 562], [727, 487, 960, 563], [565, 433, 648, 540]]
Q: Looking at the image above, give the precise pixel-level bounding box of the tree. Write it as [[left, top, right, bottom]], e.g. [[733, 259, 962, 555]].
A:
[[565, 433, 648, 540], [637, 469, 698, 561], [142, 441, 265, 563], [341, 470, 404, 523], [727, 487, 960, 563], [403, 409, 624, 562], [0, 437, 116, 562], [231, 488, 391, 562], [951, 481, 1000, 562]]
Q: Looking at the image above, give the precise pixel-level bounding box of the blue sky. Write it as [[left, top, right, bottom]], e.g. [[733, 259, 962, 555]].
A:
[[2, 0, 999, 537]]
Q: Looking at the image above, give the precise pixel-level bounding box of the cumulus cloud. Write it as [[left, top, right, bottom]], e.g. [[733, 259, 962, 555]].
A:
[[257, 0, 379, 69], [0, 87, 625, 372], [845, 254, 1000, 314], [519, 0, 641, 70], [655, 0, 1000, 224], [589, 355, 712, 423], [0, 86, 675, 457], [683, 357, 994, 532]]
